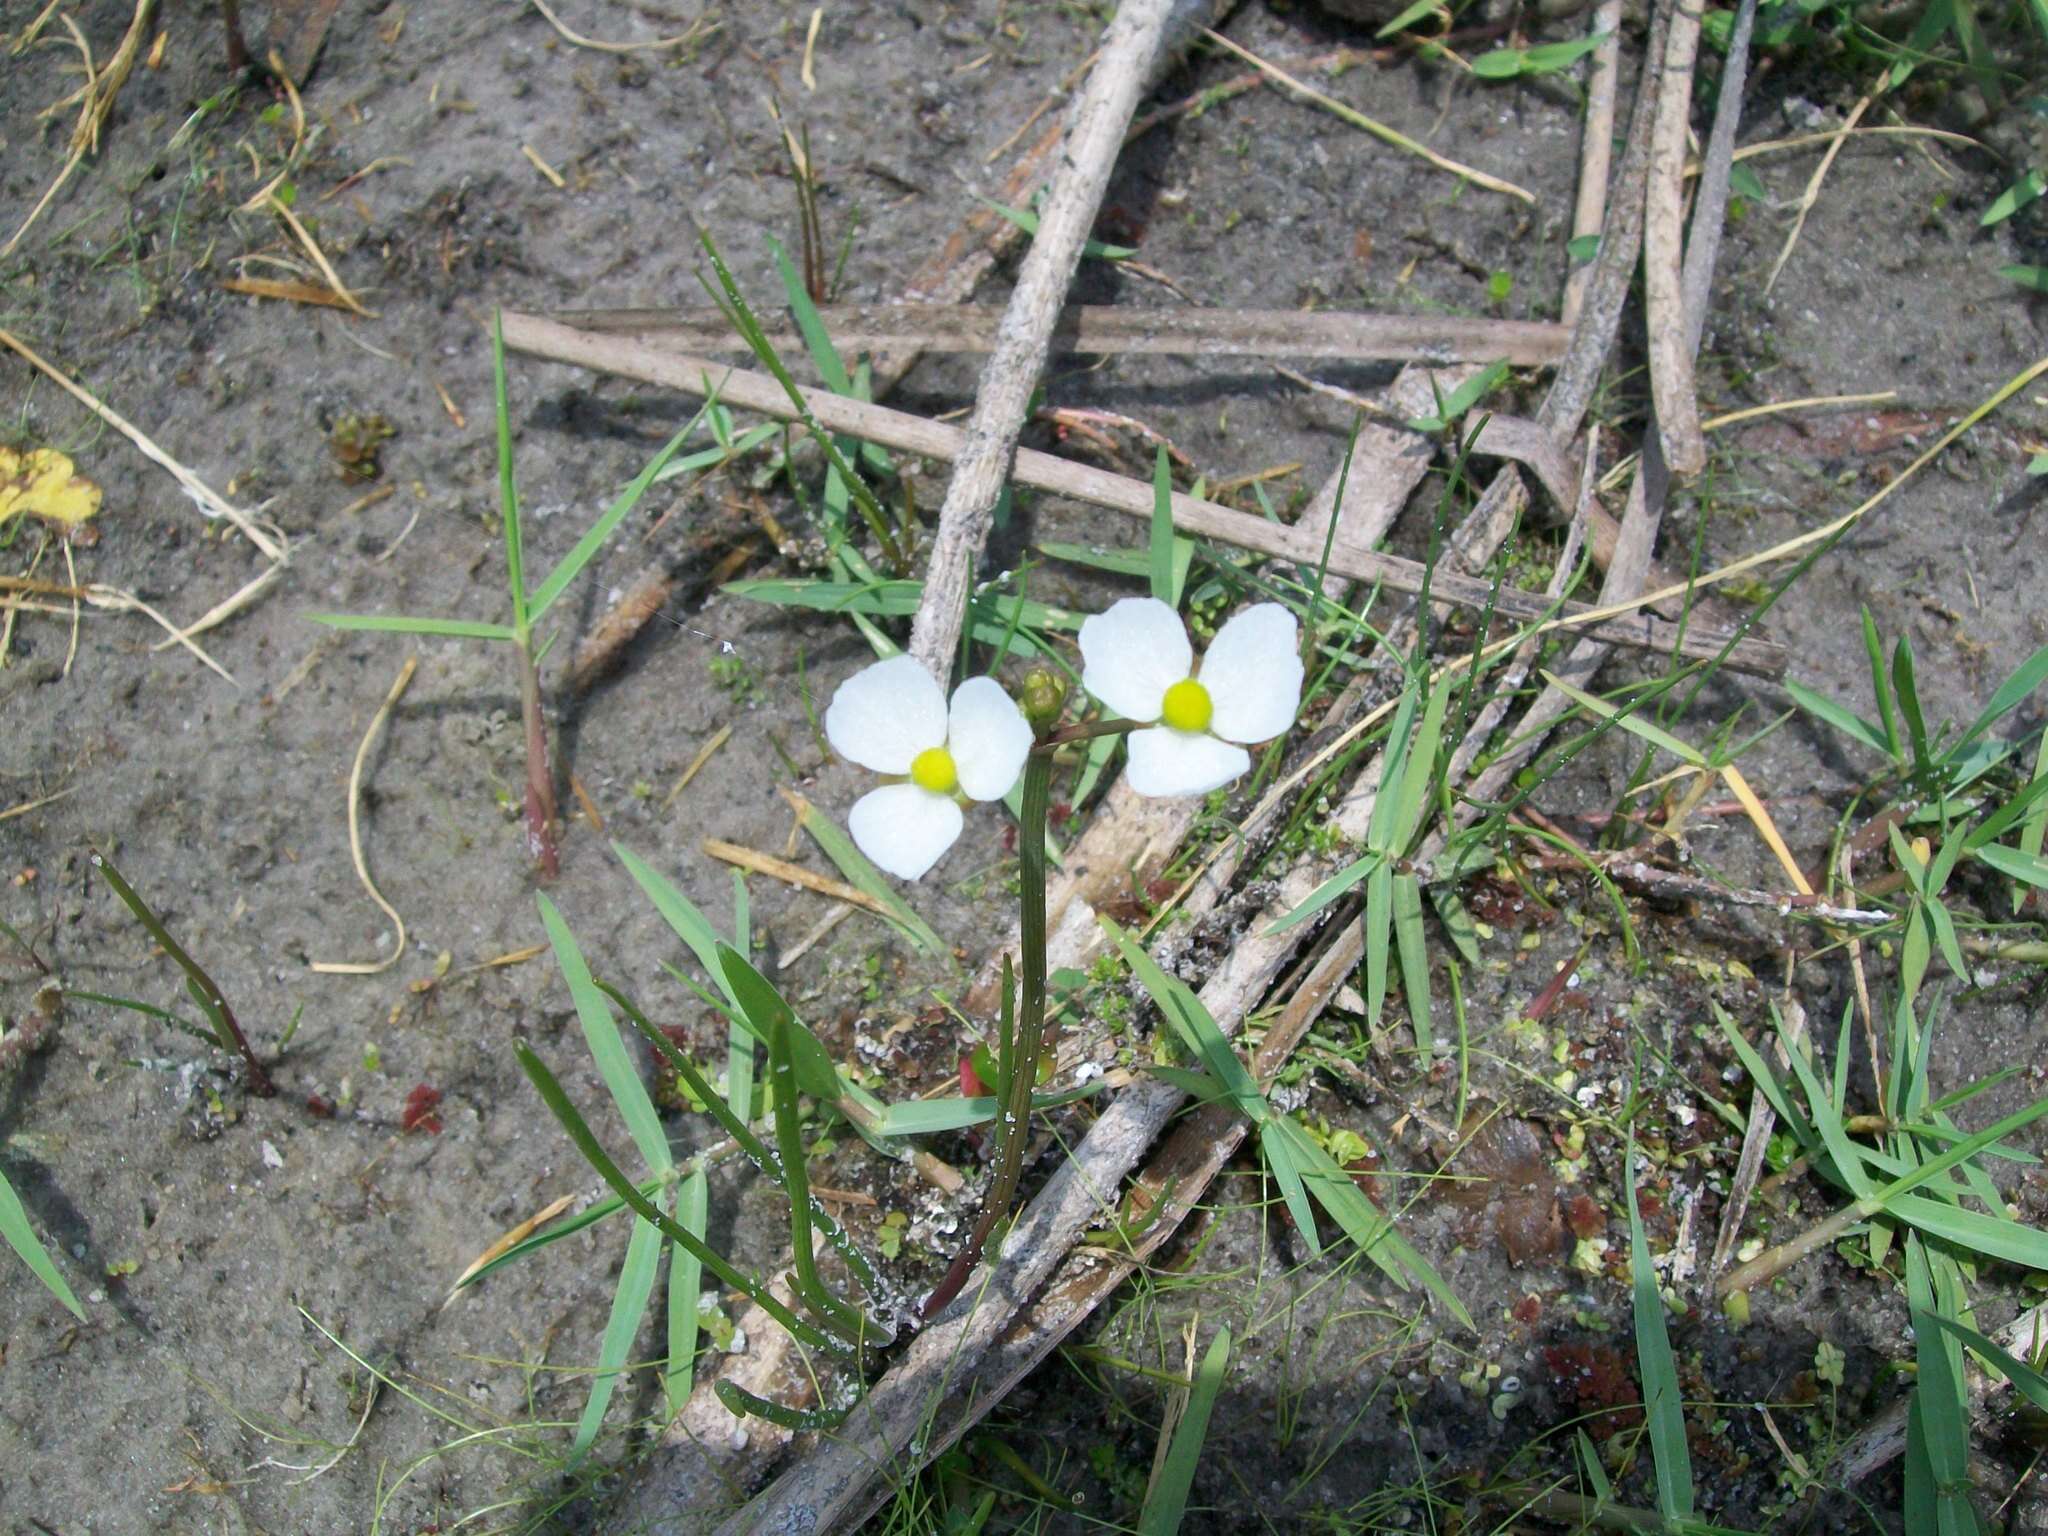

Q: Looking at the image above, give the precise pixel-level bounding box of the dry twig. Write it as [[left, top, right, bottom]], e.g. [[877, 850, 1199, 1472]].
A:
[[906, 0, 1179, 676]]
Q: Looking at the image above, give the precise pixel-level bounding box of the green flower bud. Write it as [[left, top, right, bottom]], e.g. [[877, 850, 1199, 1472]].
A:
[[1018, 667, 1067, 736]]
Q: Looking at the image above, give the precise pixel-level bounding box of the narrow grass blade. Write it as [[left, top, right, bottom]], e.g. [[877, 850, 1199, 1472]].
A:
[[769, 1010, 864, 1342], [1574, 1429, 1613, 1504], [308, 613, 517, 641], [1862, 606, 1902, 761], [1265, 850, 1382, 936], [493, 311, 528, 633], [1403, 359, 1509, 432], [1364, 860, 1394, 1030], [787, 794, 943, 955], [1149, 446, 1176, 605], [1906, 1236, 1974, 1534], [514, 1040, 851, 1361], [726, 871, 755, 1120], [455, 1180, 662, 1288], [1138, 1326, 1231, 1536], [1919, 1310, 2048, 1412], [1260, 1120, 1326, 1260], [1103, 918, 1262, 1110], [666, 1167, 708, 1414], [1391, 681, 1452, 850], [613, 843, 737, 995], [716, 944, 842, 1102], [1893, 635, 1931, 779], [1430, 885, 1480, 965], [871, 1084, 1106, 1137], [1977, 842, 2048, 891], [769, 236, 854, 394], [1888, 1193, 2048, 1269], [1772, 1005, 1874, 1199], [1956, 640, 2048, 752], [0, 1164, 85, 1320], [1542, 671, 1708, 767], [537, 895, 672, 1176], [1788, 674, 1888, 755], [1391, 872, 1432, 1058], [1627, 1151, 1694, 1522], [570, 1207, 664, 1466], [529, 412, 707, 621], [1269, 1116, 1473, 1325], [650, 422, 780, 486]]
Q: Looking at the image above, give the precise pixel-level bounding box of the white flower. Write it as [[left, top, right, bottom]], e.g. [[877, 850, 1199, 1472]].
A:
[[824, 655, 1033, 881], [1078, 597, 1302, 798]]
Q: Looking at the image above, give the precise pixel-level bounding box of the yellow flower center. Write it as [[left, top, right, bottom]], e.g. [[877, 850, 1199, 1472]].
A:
[[910, 745, 959, 795], [1160, 678, 1213, 734]]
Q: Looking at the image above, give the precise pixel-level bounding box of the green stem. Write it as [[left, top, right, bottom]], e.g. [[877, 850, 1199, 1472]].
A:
[[92, 854, 275, 1096], [923, 745, 1053, 1318], [515, 636, 560, 879], [771, 1013, 868, 1344]]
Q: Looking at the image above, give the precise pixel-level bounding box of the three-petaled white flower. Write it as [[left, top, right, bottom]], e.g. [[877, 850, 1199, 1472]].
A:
[[1079, 597, 1303, 798], [825, 655, 1034, 881]]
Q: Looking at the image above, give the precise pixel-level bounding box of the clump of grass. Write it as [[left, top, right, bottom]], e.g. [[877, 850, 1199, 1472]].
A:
[[311, 314, 707, 877], [77, 851, 275, 1096]]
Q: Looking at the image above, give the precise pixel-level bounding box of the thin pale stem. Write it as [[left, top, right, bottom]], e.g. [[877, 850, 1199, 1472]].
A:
[[1717, 1196, 1874, 1297]]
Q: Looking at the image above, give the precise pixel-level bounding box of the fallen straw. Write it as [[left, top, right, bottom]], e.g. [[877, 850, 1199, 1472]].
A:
[[311, 656, 418, 976]]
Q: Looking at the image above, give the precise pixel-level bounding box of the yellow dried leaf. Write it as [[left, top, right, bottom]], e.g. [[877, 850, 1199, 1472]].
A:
[[0, 447, 102, 529]]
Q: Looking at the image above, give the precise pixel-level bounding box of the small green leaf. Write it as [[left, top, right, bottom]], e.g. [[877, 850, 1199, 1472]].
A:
[[1729, 162, 1768, 201], [1982, 169, 2046, 226], [0, 1164, 86, 1321], [2000, 263, 2048, 293], [1565, 233, 1601, 266], [1376, 0, 1445, 37], [1404, 359, 1509, 432], [1469, 46, 1530, 78], [716, 944, 843, 1101]]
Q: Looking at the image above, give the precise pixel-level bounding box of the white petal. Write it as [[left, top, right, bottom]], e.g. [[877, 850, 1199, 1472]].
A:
[[1200, 603, 1303, 745], [847, 783, 964, 881], [1126, 727, 1251, 798], [825, 655, 947, 774], [1078, 596, 1192, 723], [947, 676, 1033, 802]]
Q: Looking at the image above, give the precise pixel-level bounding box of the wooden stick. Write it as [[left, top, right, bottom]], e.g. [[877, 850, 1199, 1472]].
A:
[[544, 303, 1574, 366], [499, 315, 1785, 677], [1644, 0, 1705, 476], [905, 0, 1179, 677], [1561, 0, 1624, 330]]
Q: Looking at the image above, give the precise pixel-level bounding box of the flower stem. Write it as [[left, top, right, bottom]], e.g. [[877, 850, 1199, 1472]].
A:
[[923, 743, 1054, 1318]]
